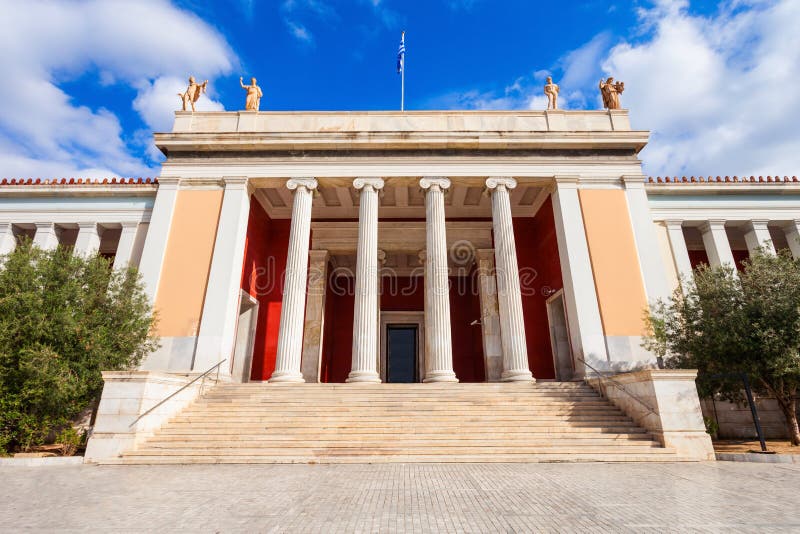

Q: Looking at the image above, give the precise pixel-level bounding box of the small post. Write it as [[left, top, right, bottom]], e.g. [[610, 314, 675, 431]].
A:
[[741, 373, 768, 452]]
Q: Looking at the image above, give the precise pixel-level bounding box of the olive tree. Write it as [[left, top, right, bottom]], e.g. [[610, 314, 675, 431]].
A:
[[0, 240, 158, 454], [645, 249, 800, 446]]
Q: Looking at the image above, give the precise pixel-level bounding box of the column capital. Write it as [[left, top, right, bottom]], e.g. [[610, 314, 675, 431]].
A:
[[746, 219, 771, 229], [420, 177, 451, 191], [553, 175, 581, 188], [664, 219, 685, 229], [621, 175, 648, 189], [485, 177, 517, 191], [287, 177, 318, 192], [308, 249, 330, 263], [699, 220, 727, 233], [157, 177, 181, 188], [34, 221, 54, 230], [222, 176, 249, 190], [119, 221, 140, 229], [76, 221, 98, 229], [476, 248, 495, 262], [353, 177, 385, 191]]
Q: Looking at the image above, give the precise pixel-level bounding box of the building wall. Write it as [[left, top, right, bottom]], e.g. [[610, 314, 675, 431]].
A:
[[321, 275, 355, 383], [241, 200, 290, 381], [578, 189, 651, 363], [701, 397, 799, 440], [146, 189, 222, 370]]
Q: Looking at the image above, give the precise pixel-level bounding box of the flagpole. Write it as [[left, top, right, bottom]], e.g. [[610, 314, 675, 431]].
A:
[[400, 31, 405, 111]]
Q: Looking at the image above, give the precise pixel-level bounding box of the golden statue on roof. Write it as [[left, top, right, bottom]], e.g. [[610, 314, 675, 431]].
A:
[[240, 77, 263, 111], [177, 76, 208, 112], [599, 77, 625, 110]]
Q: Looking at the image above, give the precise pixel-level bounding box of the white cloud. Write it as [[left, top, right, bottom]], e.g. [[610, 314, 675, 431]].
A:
[[285, 20, 314, 44], [429, 1, 800, 177], [604, 0, 800, 176], [0, 0, 237, 177]]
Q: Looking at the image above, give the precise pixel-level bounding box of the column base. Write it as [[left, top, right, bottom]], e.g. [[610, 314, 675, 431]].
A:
[[346, 371, 381, 383], [423, 370, 459, 383], [269, 371, 305, 383], [501, 369, 535, 382]]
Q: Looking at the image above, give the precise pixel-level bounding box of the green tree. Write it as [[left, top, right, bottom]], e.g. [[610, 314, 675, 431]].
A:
[[0, 239, 158, 454], [645, 249, 800, 446]]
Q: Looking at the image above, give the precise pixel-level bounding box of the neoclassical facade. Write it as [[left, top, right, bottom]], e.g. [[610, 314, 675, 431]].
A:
[[2, 110, 799, 387]]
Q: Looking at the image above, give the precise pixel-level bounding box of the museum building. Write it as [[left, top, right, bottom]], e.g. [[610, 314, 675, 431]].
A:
[[2, 109, 797, 463]]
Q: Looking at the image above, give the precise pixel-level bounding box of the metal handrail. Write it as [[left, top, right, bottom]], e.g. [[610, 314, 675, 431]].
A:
[[578, 357, 658, 416], [128, 359, 227, 428]]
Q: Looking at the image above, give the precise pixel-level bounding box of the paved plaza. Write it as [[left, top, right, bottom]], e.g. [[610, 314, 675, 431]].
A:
[[2, 462, 800, 532]]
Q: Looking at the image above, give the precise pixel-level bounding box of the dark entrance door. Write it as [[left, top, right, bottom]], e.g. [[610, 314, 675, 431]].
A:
[[386, 325, 418, 383]]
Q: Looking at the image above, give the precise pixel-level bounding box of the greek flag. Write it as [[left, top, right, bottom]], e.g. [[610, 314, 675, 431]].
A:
[[396, 32, 405, 74]]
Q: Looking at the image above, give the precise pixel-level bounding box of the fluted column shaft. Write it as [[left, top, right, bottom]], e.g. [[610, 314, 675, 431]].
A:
[[348, 177, 384, 383], [271, 178, 318, 383], [486, 177, 534, 382], [420, 177, 458, 383]]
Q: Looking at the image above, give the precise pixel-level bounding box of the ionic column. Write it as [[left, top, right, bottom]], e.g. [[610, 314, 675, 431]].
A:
[[33, 222, 59, 251], [74, 222, 101, 257], [0, 223, 16, 256], [301, 249, 329, 383], [700, 220, 736, 269], [486, 177, 533, 382], [476, 249, 503, 382], [743, 220, 775, 255], [112, 222, 140, 270], [348, 177, 384, 383], [420, 177, 457, 383], [271, 178, 318, 383], [783, 220, 800, 259], [664, 220, 693, 293]]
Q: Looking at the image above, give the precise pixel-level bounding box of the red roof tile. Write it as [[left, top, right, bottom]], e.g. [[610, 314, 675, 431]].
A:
[[0, 177, 158, 186], [647, 175, 797, 184]]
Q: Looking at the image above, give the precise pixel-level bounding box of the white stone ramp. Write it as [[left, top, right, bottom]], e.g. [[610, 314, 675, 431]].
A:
[[102, 382, 684, 464]]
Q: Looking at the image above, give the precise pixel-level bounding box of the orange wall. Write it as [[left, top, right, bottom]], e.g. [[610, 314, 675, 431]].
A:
[[579, 189, 648, 337], [153, 189, 223, 337]]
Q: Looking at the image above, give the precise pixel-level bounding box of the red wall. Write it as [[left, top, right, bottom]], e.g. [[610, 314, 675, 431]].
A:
[[320, 274, 355, 383], [449, 273, 486, 382], [512, 197, 561, 379], [688, 249, 749, 271], [240, 199, 290, 381], [320, 273, 485, 382]]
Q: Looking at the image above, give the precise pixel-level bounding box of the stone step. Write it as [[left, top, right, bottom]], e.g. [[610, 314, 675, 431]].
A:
[[155, 426, 650, 435], [103, 452, 685, 465], [142, 438, 659, 448], [171, 414, 630, 426], [123, 445, 671, 456], [187, 403, 621, 415], [110, 382, 676, 464]]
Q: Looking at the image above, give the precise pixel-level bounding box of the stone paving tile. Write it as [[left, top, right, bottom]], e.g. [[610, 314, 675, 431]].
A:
[[0, 462, 799, 533]]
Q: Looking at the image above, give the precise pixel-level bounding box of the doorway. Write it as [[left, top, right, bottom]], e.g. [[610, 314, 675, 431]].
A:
[[380, 311, 425, 382], [386, 326, 418, 383], [547, 290, 575, 381]]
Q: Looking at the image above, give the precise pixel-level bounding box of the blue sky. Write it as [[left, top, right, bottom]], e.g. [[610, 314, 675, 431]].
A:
[[1, 0, 798, 178]]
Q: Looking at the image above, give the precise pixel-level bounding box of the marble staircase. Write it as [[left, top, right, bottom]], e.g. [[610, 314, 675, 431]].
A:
[[101, 382, 684, 464]]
